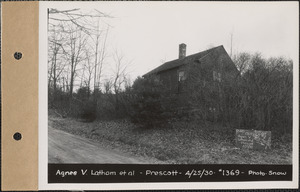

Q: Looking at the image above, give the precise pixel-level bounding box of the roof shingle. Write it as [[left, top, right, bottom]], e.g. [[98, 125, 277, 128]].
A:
[[143, 45, 223, 76]]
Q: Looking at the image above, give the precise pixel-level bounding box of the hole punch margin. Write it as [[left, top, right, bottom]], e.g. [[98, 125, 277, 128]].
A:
[[14, 52, 22, 60], [13, 132, 22, 141]]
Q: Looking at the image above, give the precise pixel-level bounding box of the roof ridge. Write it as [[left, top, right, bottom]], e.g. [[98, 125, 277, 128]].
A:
[[143, 45, 223, 76], [198, 45, 223, 61], [167, 45, 222, 63], [187, 45, 222, 57]]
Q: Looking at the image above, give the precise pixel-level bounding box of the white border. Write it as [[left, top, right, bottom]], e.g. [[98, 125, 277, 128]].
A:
[[39, 1, 299, 190]]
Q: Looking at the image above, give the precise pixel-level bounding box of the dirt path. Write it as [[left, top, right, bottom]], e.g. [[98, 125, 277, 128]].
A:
[[48, 126, 150, 164]]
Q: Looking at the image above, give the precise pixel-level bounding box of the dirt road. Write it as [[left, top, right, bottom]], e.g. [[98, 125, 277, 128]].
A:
[[48, 126, 149, 164]]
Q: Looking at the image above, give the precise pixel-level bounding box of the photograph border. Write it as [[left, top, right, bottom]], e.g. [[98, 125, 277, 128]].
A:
[[39, 1, 299, 190]]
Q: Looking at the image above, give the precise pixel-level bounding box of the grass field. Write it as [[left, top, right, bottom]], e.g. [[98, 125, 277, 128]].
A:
[[49, 113, 292, 164]]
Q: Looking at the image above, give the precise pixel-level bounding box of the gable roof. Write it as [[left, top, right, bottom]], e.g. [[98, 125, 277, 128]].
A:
[[143, 45, 224, 77]]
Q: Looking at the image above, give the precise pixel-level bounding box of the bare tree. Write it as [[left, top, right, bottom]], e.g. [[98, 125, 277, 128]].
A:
[[96, 26, 109, 91], [87, 22, 110, 93], [231, 53, 293, 132], [62, 23, 88, 98], [49, 9, 111, 93], [112, 51, 131, 111], [47, 8, 114, 118], [48, 24, 67, 104], [232, 52, 251, 74], [48, 8, 111, 35], [82, 47, 95, 98], [103, 79, 113, 94]]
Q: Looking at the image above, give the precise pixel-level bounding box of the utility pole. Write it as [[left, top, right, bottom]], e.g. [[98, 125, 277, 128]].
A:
[[230, 33, 233, 57], [230, 27, 234, 58]]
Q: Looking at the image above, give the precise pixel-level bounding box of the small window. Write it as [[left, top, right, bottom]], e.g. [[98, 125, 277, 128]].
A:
[[178, 71, 186, 81], [213, 71, 221, 82]]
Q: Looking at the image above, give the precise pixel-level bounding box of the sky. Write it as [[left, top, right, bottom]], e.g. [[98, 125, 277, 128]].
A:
[[50, 1, 299, 82]]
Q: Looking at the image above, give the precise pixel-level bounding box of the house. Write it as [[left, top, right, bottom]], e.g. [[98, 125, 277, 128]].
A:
[[143, 43, 239, 94], [143, 44, 239, 121]]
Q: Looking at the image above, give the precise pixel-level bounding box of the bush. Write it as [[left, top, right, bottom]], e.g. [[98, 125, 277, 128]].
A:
[[130, 76, 177, 128], [79, 100, 97, 122], [73, 86, 96, 122]]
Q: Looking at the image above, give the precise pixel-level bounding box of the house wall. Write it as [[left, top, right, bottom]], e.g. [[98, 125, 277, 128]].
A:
[[156, 46, 239, 97], [196, 46, 239, 83], [158, 67, 180, 93], [146, 46, 239, 122]]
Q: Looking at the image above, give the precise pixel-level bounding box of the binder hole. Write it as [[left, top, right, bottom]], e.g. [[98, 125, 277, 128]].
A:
[[14, 52, 22, 60], [13, 132, 22, 141]]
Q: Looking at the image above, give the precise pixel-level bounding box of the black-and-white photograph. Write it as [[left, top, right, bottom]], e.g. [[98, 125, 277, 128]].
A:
[[47, 2, 296, 166]]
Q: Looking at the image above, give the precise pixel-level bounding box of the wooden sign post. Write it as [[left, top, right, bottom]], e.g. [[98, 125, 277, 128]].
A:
[[236, 129, 271, 150]]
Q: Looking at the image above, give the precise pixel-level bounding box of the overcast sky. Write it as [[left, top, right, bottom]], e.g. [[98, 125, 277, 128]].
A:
[[51, 1, 299, 81]]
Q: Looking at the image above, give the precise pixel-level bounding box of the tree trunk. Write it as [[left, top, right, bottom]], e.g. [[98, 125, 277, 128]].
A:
[[53, 52, 57, 103], [69, 56, 75, 99]]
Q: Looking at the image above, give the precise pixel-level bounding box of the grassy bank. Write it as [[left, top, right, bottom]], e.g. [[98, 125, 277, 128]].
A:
[[49, 114, 292, 164]]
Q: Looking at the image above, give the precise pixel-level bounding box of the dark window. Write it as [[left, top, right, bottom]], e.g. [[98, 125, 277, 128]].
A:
[[178, 71, 186, 82], [178, 71, 186, 93], [213, 71, 221, 82]]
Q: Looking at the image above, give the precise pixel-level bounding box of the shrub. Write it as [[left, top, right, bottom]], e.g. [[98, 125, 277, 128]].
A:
[[130, 76, 177, 128], [72, 86, 96, 122], [79, 100, 97, 122]]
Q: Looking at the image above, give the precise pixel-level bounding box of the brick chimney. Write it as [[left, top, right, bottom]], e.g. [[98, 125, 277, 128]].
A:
[[179, 43, 186, 59]]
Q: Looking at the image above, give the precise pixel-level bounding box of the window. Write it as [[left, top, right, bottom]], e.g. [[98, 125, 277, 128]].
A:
[[178, 71, 186, 82], [213, 71, 221, 82]]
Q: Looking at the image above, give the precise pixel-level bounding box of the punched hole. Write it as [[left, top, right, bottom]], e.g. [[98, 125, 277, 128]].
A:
[[13, 132, 22, 141], [14, 52, 22, 60]]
